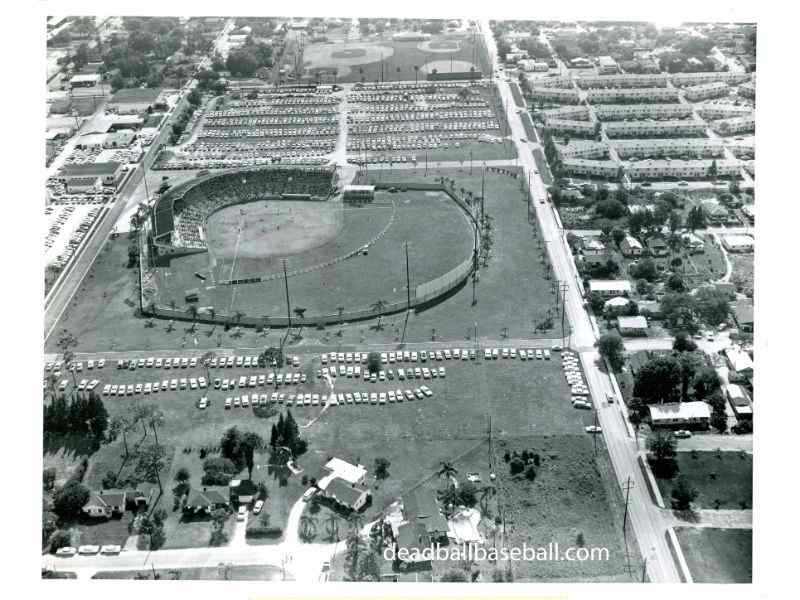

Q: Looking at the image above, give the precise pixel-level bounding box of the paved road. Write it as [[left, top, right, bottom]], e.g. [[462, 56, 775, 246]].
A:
[[481, 20, 681, 583]]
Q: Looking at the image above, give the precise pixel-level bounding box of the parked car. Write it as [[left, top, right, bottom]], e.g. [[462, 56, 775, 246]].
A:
[[100, 545, 121, 555], [78, 545, 100, 555], [585, 425, 602, 434], [55, 547, 77, 557], [253, 499, 264, 514], [237, 505, 247, 521], [674, 430, 692, 439]]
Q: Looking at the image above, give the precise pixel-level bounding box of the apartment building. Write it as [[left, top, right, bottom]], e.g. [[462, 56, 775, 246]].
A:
[[527, 74, 573, 89], [544, 119, 597, 137], [540, 106, 591, 122], [575, 73, 668, 89], [597, 55, 619, 74], [561, 158, 620, 178], [604, 119, 707, 138], [626, 158, 740, 180], [557, 141, 609, 159], [612, 138, 725, 158], [594, 103, 694, 121], [530, 87, 581, 104], [670, 71, 750, 87], [683, 81, 729, 101], [711, 114, 755, 135], [695, 104, 753, 121], [586, 87, 680, 104], [739, 79, 756, 99]]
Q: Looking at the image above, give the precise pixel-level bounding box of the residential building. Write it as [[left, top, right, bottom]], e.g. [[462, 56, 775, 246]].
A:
[[556, 141, 608, 159], [604, 120, 707, 138], [702, 201, 732, 224], [183, 487, 231, 514], [570, 57, 593, 68], [229, 479, 258, 505], [544, 119, 597, 137], [626, 158, 739, 180], [724, 383, 753, 419], [530, 87, 581, 104], [739, 80, 756, 99], [721, 234, 754, 252], [620, 234, 643, 257], [402, 489, 449, 543], [321, 457, 368, 485], [66, 176, 101, 194], [69, 73, 102, 89], [711, 115, 755, 135], [82, 490, 126, 518], [586, 87, 680, 104], [683, 81, 729, 101], [724, 346, 754, 381], [528, 75, 573, 89], [575, 73, 668, 88], [603, 296, 632, 314], [319, 478, 371, 513], [681, 232, 706, 253], [588, 279, 632, 298], [649, 401, 711, 427], [540, 106, 591, 122], [395, 521, 433, 568], [594, 103, 693, 121], [582, 237, 606, 256], [561, 158, 619, 178], [617, 315, 648, 336], [597, 55, 619, 74], [670, 71, 750, 87], [612, 138, 725, 158], [646, 237, 669, 257], [695, 104, 752, 121]]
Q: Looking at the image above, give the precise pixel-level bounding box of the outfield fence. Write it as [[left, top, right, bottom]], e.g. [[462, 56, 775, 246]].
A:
[[141, 181, 480, 328]]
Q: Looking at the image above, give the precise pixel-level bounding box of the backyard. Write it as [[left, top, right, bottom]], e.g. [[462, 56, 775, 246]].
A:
[[674, 527, 752, 583], [656, 450, 753, 510]]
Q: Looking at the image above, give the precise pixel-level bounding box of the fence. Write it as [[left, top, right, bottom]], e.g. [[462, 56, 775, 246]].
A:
[[141, 181, 480, 328]]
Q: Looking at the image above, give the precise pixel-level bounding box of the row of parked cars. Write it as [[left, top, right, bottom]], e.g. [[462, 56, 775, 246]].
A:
[[223, 385, 434, 410], [102, 376, 208, 396], [562, 351, 591, 410], [112, 354, 302, 370], [199, 126, 338, 139], [321, 364, 446, 383], [55, 544, 120, 557]]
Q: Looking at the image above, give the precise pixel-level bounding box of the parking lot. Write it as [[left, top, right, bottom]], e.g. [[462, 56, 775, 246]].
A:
[[44, 204, 105, 270]]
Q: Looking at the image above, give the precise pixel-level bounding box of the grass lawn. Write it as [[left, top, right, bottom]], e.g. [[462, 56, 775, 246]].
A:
[[674, 527, 752, 583], [656, 451, 753, 510], [92, 564, 287, 580], [60, 513, 133, 549], [729, 253, 754, 297]]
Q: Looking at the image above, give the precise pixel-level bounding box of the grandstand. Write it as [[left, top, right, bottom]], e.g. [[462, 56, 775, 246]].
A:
[[151, 166, 337, 252]]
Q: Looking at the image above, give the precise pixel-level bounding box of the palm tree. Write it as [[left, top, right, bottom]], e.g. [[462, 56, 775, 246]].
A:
[[437, 461, 458, 482], [299, 514, 318, 541], [186, 304, 198, 331], [324, 512, 340, 542], [370, 299, 388, 313], [233, 310, 245, 327]]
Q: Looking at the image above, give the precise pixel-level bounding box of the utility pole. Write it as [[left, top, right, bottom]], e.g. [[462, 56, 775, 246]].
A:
[[282, 259, 292, 331], [400, 242, 411, 346], [469, 149, 473, 175], [641, 557, 648, 583], [559, 282, 569, 346], [481, 163, 486, 221], [622, 475, 635, 535], [593, 410, 599, 456]]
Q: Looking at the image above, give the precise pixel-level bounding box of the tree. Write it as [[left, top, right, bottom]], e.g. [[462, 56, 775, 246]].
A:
[[694, 286, 731, 326], [686, 206, 706, 231], [344, 531, 367, 581], [374, 458, 390, 480], [175, 467, 190, 483], [693, 367, 721, 400], [630, 258, 658, 282], [595, 199, 627, 219], [672, 331, 697, 352], [43, 467, 57, 491], [366, 352, 381, 374], [49, 530, 72, 553], [597, 332, 625, 372], [356, 551, 381, 582], [53, 482, 90, 519], [440, 569, 469, 582], [648, 432, 678, 478], [667, 273, 686, 293], [611, 227, 626, 247], [677, 351, 705, 401], [634, 356, 682, 404], [135, 443, 167, 494], [670, 476, 698, 510], [240, 431, 265, 480], [437, 461, 458, 482]]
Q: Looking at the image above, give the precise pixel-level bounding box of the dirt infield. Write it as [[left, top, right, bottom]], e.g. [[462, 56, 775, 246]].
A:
[[418, 40, 461, 53], [205, 200, 343, 260], [330, 48, 367, 59]]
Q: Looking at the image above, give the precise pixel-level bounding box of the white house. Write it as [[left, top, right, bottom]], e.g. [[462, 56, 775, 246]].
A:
[[620, 234, 643, 257], [649, 401, 711, 427], [617, 315, 648, 336], [588, 279, 632, 298]]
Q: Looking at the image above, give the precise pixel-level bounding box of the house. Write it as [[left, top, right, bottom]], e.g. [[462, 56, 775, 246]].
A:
[[582, 237, 605, 256], [646, 237, 669, 257], [321, 457, 367, 485], [82, 490, 127, 518], [60, 162, 124, 187], [229, 479, 258, 505], [402, 490, 449, 543], [703, 203, 731, 225], [183, 487, 230, 514], [637, 300, 662, 319], [588, 279, 632, 298], [69, 73, 102, 89], [617, 315, 648, 336], [682, 233, 705, 253], [724, 383, 752, 419], [620, 234, 644, 258], [395, 521, 433, 569], [724, 346, 754, 381], [603, 296, 631, 315], [649, 401, 711, 428], [319, 478, 371, 513], [597, 55, 619, 74], [733, 300, 754, 333]]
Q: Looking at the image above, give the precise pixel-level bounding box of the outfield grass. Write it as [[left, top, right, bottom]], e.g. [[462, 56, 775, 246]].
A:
[[656, 451, 753, 510], [303, 34, 489, 84], [674, 527, 752, 583]]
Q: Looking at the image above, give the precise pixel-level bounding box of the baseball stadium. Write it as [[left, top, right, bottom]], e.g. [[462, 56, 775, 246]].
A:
[[145, 166, 479, 326]]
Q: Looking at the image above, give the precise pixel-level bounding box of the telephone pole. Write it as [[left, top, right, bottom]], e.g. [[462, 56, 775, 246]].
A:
[[622, 476, 635, 534], [593, 409, 599, 456], [400, 242, 411, 345], [559, 282, 569, 347], [282, 259, 292, 330]]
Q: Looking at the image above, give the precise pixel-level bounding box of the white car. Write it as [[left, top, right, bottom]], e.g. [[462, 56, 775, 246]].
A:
[[674, 430, 693, 439], [302, 487, 317, 501], [78, 545, 100, 555], [97, 359, 105, 369], [55, 547, 77, 557], [585, 425, 602, 434], [237, 505, 247, 521], [253, 499, 264, 514], [420, 385, 433, 397], [100, 545, 122, 555]]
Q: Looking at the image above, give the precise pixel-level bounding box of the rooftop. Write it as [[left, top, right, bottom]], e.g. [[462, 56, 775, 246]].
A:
[[324, 457, 367, 484], [61, 162, 122, 177], [649, 401, 711, 422], [618, 315, 648, 329], [110, 87, 164, 105]]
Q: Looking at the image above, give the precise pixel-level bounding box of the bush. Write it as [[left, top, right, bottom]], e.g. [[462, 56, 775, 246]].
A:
[[366, 352, 381, 374], [102, 470, 118, 489], [209, 530, 228, 547], [524, 465, 537, 480], [245, 526, 283, 539], [53, 481, 90, 520], [49, 530, 72, 553], [509, 458, 525, 475]]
